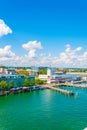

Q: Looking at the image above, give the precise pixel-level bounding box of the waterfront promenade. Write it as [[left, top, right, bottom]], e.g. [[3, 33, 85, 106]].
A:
[[59, 82, 87, 88], [41, 80, 87, 88], [1, 81, 87, 97], [41, 79, 87, 88], [47, 86, 74, 96], [41, 83, 74, 96], [41, 80, 87, 96]]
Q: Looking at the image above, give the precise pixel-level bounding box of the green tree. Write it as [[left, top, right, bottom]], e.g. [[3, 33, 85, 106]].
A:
[[35, 79, 47, 85], [29, 80, 35, 86], [38, 69, 47, 74], [16, 70, 29, 76], [63, 70, 67, 74], [0, 80, 8, 90], [0, 66, 5, 68], [23, 79, 29, 87], [9, 80, 14, 89]]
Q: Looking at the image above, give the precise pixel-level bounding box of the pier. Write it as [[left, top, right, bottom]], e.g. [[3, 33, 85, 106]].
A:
[[43, 84, 74, 96], [47, 86, 74, 95]]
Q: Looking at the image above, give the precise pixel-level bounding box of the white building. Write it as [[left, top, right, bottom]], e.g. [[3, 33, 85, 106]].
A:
[[38, 68, 52, 84], [38, 75, 48, 80], [47, 68, 52, 84], [38, 68, 83, 84]]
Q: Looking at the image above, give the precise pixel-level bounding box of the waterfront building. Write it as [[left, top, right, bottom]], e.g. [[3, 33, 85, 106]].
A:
[[52, 73, 81, 83], [0, 74, 35, 87], [38, 74, 48, 80], [26, 68, 38, 76], [39, 68, 82, 83], [66, 72, 87, 81], [38, 68, 52, 84], [5, 69, 17, 75], [47, 68, 52, 84], [0, 67, 17, 75]]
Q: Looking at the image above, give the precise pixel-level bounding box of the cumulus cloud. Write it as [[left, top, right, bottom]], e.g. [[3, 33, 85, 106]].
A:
[[0, 19, 12, 37], [65, 44, 71, 52], [22, 40, 42, 50], [22, 40, 43, 58], [0, 45, 15, 58], [1, 43, 87, 68], [75, 47, 82, 51], [0, 45, 18, 66], [28, 49, 36, 58]]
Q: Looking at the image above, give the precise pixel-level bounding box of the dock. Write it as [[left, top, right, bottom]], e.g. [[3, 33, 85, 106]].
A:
[[45, 85, 74, 96]]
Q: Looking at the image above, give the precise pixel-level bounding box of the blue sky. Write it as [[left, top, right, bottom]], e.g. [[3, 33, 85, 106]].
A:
[[0, 0, 87, 67]]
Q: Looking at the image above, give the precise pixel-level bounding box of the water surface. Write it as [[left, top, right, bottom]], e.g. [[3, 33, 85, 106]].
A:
[[0, 88, 87, 130]]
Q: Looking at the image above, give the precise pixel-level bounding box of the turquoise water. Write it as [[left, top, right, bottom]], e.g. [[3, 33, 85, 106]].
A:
[[0, 88, 87, 130]]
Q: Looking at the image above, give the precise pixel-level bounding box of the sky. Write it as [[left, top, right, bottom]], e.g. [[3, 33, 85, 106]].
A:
[[0, 0, 87, 67]]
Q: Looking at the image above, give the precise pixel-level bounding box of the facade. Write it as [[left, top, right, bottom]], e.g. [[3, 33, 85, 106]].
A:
[[38, 75, 48, 80], [0, 67, 17, 75], [0, 75, 35, 87], [47, 68, 52, 84], [52, 73, 81, 83], [38, 68, 52, 83], [66, 72, 87, 81], [38, 68, 82, 84], [26, 68, 38, 76], [0, 67, 35, 87]]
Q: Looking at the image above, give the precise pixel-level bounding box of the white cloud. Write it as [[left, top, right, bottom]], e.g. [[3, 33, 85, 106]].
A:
[[22, 40, 43, 58], [0, 19, 12, 37], [75, 47, 82, 51], [28, 49, 36, 58], [22, 40, 42, 50], [0, 45, 15, 58], [1, 43, 87, 68], [0, 45, 18, 66], [65, 44, 71, 53]]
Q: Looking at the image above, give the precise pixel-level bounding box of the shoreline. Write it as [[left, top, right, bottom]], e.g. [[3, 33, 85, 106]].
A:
[[1, 81, 87, 97], [0, 85, 45, 96]]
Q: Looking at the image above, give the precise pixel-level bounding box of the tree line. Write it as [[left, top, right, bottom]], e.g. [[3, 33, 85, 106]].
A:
[[0, 79, 47, 91]]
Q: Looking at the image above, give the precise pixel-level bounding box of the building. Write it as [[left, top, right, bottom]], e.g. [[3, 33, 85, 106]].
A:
[[38, 68, 52, 84], [38, 68, 82, 84], [0, 75, 35, 87], [0, 67, 17, 75]]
